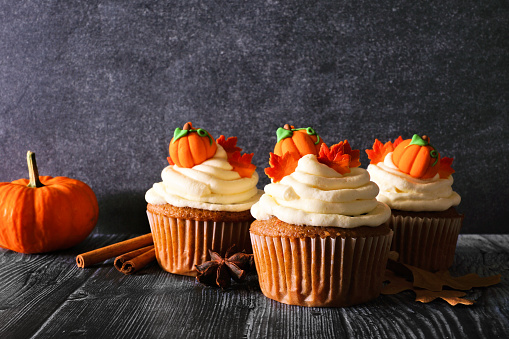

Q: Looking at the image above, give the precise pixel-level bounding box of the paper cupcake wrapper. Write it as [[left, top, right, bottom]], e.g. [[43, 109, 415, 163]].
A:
[[250, 231, 393, 307], [389, 214, 463, 272], [147, 211, 252, 276]]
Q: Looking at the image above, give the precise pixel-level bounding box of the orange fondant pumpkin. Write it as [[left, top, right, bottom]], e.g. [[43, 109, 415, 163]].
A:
[[0, 151, 99, 254], [273, 124, 324, 157], [392, 134, 441, 179], [169, 122, 217, 168]]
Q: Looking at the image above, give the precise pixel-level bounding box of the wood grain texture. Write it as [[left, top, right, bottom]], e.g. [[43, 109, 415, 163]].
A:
[[0, 234, 508, 338]]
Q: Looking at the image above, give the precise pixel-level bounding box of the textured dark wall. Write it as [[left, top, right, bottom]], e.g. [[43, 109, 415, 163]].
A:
[[0, 1, 507, 234]]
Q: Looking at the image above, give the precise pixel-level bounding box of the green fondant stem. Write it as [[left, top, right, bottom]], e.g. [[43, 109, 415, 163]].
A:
[[172, 127, 213, 145], [276, 127, 293, 143], [409, 134, 428, 146]]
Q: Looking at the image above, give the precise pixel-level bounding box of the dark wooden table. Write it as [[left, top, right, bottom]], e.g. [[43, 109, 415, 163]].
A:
[[1, 234, 508, 338]]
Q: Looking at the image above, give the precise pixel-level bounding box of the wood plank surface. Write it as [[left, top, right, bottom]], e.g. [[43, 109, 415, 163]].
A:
[[0, 234, 508, 338]]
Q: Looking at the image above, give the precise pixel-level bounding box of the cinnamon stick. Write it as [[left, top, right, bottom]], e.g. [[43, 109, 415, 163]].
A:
[[76, 233, 153, 268], [116, 247, 156, 275], [114, 245, 155, 272]]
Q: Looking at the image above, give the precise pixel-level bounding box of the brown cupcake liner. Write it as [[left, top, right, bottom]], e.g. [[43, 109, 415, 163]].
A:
[[147, 211, 252, 276], [250, 230, 393, 307], [389, 214, 463, 272]]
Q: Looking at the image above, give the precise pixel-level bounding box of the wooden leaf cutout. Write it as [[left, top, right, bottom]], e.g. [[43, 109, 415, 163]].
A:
[[388, 251, 399, 262], [383, 256, 501, 306], [431, 270, 501, 291], [414, 289, 474, 306], [382, 270, 414, 295], [406, 264, 501, 292]]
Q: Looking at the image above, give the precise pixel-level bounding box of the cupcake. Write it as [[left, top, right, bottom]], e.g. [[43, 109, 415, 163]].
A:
[[250, 125, 392, 307], [366, 134, 462, 272], [145, 122, 262, 276]]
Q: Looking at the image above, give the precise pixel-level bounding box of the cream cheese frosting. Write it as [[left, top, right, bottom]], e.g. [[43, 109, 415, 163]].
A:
[[145, 145, 262, 211], [367, 152, 461, 212], [251, 154, 391, 228]]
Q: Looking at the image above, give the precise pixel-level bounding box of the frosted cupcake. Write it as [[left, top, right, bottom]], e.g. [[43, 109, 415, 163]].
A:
[[366, 134, 462, 271], [250, 125, 392, 307], [145, 122, 262, 276]]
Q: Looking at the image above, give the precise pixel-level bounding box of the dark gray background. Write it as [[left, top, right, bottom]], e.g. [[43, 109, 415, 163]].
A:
[[0, 1, 507, 234]]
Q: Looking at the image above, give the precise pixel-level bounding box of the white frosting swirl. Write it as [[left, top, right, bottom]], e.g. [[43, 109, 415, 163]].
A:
[[145, 145, 262, 211], [251, 154, 391, 228], [367, 152, 461, 212]]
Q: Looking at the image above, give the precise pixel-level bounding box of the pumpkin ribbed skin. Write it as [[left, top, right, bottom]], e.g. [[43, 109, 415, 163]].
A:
[[169, 123, 217, 168], [274, 129, 323, 157], [0, 176, 99, 253], [392, 139, 441, 179]]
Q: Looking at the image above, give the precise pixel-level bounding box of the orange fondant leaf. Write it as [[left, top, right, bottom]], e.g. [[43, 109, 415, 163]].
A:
[[438, 156, 455, 179], [265, 152, 300, 182], [340, 140, 361, 168], [317, 141, 360, 174], [228, 151, 256, 178], [317, 143, 351, 174], [217, 135, 256, 177], [366, 136, 403, 165], [365, 139, 388, 165], [393, 136, 404, 148], [216, 135, 242, 154]]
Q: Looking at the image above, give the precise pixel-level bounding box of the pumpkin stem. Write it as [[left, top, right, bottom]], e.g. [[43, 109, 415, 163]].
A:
[[27, 151, 44, 188], [283, 124, 291, 130], [422, 135, 429, 143], [183, 122, 192, 130]]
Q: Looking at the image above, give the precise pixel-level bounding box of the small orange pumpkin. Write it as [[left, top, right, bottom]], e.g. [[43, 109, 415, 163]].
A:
[[169, 122, 217, 168], [392, 134, 441, 179], [0, 151, 99, 253], [273, 124, 324, 157]]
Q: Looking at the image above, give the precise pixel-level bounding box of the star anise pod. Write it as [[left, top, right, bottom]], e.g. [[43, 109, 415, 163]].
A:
[[195, 245, 255, 289]]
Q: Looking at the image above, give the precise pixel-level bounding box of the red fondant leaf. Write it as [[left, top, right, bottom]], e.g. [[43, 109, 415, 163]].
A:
[[317, 141, 360, 174], [217, 135, 242, 154], [228, 151, 256, 178], [265, 152, 300, 182], [365, 136, 403, 165], [438, 156, 455, 179], [167, 157, 175, 165]]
